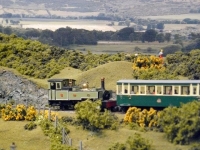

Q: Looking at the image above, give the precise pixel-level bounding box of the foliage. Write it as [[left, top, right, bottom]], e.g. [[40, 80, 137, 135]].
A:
[[162, 44, 182, 56], [74, 99, 119, 131], [1, 104, 37, 121], [156, 22, 165, 30], [117, 27, 134, 41], [108, 142, 126, 150], [166, 50, 200, 79], [0, 33, 135, 78], [143, 29, 157, 42], [25, 106, 37, 121], [183, 38, 200, 52], [132, 55, 177, 79], [126, 133, 153, 150], [189, 144, 200, 150], [124, 107, 160, 129], [38, 115, 73, 150], [1, 104, 27, 121], [108, 133, 154, 150], [158, 101, 200, 145], [24, 121, 37, 130]]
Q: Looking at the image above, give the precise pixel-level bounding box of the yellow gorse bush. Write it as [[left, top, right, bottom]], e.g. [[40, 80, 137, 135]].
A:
[[25, 106, 37, 121], [38, 110, 58, 121], [132, 55, 164, 70], [1, 104, 58, 122], [124, 107, 160, 128], [1, 104, 37, 121]]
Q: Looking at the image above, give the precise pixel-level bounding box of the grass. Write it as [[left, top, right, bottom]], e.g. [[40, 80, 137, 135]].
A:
[[0, 119, 50, 150], [69, 41, 173, 54], [0, 111, 195, 150], [50, 61, 134, 91], [55, 111, 192, 150]]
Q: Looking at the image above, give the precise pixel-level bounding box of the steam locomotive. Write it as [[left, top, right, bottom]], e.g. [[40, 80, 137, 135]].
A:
[[48, 78, 116, 110]]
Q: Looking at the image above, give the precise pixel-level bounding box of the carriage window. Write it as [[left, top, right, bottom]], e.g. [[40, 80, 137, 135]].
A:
[[164, 86, 172, 95], [146, 86, 155, 94], [117, 85, 122, 94], [174, 86, 179, 94], [131, 85, 139, 94], [63, 81, 68, 87], [50, 82, 56, 89], [193, 87, 197, 95], [157, 86, 162, 94], [56, 83, 61, 89], [140, 86, 145, 94], [124, 84, 128, 94], [181, 86, 190, 95]]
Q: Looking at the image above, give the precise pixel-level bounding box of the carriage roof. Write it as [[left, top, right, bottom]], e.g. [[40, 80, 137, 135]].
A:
[[117, 80, 200, 84], [48, 79, 76, 82]]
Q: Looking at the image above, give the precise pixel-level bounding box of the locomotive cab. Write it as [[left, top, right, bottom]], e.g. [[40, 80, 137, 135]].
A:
[[48, 79, 76, 91]]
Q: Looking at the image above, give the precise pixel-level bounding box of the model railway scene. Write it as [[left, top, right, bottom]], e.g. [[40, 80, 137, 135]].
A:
[[1, 2, 200, 147], [48, 78, 200, 111]]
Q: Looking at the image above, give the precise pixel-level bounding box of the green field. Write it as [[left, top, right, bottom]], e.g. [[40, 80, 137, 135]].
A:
[[0, 112, 193, 150], [0, 119, 50, 150], [68, 41, 174, 54]]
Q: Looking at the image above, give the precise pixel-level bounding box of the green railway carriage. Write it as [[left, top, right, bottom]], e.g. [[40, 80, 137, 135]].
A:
[[48, 78, 114, 109], [116, 80, 200, 110]]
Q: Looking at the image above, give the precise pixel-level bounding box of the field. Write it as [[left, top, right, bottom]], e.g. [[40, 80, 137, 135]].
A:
[[0, 111, 193, 150], [18, 19, 126, 32], [70, 41, 174, 54], [139, 13, 200, 20], [0, 119, 50, 150]]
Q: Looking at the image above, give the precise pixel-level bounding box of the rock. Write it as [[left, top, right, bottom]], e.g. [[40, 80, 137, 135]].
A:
[[0, 70, 48, 107]]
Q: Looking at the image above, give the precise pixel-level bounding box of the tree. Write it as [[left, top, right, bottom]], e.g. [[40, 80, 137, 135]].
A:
[[162, 44, 182, 56], [157, 22, 165, 30], [143, 29, 157, 42], [165, 33, 171, 42], [117, 27, 134, 41], [3, 27, 12, 35], [147, 24, 152, 30], [156, 33, 165, 43], [25, 28, 41, 38]]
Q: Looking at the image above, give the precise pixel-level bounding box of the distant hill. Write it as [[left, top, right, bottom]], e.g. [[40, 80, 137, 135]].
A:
[[0, 0, 199, 18], [50, 61, 134, 91]]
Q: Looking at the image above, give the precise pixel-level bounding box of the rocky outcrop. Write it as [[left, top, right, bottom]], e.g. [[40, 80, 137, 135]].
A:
[[0, 70, 48, 107]]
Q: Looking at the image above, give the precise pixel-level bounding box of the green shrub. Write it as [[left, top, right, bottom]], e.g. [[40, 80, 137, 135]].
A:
[[24, 122, 37, 130], [74, 99, 119, 131], [108, 133, 154, 150], [158, 101, 200, 145], [108, 142, 126, 150]]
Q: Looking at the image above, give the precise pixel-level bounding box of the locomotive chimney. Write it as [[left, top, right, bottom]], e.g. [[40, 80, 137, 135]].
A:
[[101, 78, 105, 90]]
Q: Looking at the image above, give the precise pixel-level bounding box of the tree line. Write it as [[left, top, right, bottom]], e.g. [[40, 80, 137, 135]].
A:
[[0, 25, 172, 46]]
